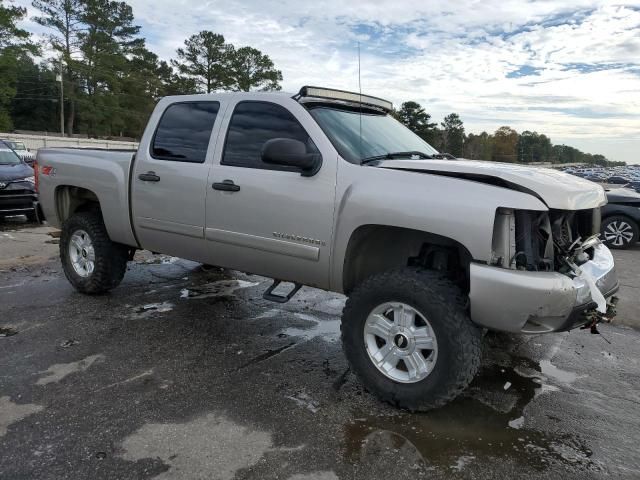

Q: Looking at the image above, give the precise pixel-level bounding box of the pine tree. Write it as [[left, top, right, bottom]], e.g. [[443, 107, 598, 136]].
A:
[[0, 0, 36, 130], [441, 113, 465, 157], [32, 0, 85, 134], [228, 46, 282, 91], [171, 31, 233, 93]]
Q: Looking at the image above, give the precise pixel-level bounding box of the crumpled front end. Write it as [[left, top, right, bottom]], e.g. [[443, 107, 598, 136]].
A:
[[469, 207, 618, 333]]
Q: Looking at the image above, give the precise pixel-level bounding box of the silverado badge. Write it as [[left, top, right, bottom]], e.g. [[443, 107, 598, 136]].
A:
[[273, 232, 326, 246]]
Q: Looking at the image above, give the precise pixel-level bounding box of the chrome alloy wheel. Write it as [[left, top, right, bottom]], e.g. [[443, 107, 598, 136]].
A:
[[69, 229, 95, 277], [363, 302, 438, 383], [604, 220, 634, 247]]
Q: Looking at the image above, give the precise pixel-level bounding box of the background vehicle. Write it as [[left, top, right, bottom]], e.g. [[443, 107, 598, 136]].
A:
[[0, 144, 41, 222], [0, 139, 35, 166], [601, 188, 640, 249], [628, 181, 640, 194], [607, 176, 630, 185], [584, 175, 603, 182], [36, 87, 618, 411]]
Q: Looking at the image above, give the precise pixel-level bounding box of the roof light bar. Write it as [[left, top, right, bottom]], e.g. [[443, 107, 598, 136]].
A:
[[298, 86, 393, 112]]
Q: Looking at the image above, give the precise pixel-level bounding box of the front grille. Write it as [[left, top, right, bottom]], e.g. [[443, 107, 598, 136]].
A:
[[0, 186, 37, 212], [0, 188, 31, 196]]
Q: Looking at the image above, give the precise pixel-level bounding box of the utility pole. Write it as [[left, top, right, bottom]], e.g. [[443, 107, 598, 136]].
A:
[[56, 60, 64, 136]]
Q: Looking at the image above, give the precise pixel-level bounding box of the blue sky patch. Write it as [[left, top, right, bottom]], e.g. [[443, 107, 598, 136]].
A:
[[507, 65, 543, 78]]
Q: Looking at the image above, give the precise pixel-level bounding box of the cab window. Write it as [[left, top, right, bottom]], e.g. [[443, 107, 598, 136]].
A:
[[222, 101, 317, 171], [152, 102, 220, 163]]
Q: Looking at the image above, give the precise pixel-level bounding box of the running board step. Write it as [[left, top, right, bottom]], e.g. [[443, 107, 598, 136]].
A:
[[263, 280, 302, 303]]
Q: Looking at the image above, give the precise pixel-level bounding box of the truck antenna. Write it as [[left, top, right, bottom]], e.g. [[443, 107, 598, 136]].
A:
[[358, 42, 363, 161]]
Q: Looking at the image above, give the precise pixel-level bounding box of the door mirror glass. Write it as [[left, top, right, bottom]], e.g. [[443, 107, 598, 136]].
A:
[[261, 138, 321, 176]]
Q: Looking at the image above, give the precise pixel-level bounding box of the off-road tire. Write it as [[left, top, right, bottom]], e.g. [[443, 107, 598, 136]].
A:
[[341, 268, 482, 411], [601, 215, 639, 250], [60, 211, 128, 294]]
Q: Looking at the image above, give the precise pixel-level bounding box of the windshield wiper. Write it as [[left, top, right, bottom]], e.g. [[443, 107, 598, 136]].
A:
[[360, 151, 434, 164]]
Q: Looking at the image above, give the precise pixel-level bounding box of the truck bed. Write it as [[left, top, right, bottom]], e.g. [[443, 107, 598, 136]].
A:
[[37, 147, 138, 247]]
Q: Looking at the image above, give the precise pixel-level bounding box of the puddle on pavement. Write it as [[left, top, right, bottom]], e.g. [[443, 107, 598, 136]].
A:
[[180, 280, 259, 300], [344, 357, 602, 474], [130, 302, 175, 319], [539, 359, 581, 383], [135, 255, 182, 265], [281, 313, 341, 342], [286, 391, 321, 413]]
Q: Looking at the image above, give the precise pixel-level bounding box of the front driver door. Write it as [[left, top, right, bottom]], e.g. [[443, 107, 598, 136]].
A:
[[204, 98, 337, 289]]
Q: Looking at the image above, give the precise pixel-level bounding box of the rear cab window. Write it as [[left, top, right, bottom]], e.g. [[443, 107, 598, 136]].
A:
[[222, 101, 318, 171], [152, 102, 220, 163]]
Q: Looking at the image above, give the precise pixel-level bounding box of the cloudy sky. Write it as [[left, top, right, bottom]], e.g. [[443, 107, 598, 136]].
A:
[[16, 0, 640, 163]]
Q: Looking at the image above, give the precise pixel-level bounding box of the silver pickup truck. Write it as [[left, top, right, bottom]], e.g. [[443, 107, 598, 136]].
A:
[[36, 86, 618, 410]]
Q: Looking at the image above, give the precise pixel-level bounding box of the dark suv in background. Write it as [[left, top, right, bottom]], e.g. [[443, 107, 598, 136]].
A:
[[0, 141, 41, 222], [601, 188, 640, 249]]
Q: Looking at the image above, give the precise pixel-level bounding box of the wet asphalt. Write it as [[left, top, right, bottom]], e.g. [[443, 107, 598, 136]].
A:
[[1, 219, 640, 479]]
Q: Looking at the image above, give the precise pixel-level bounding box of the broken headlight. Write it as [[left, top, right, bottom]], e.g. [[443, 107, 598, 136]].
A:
[[491, 208, 600, 272]]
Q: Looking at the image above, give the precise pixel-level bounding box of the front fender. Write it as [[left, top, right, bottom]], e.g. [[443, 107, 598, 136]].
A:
[[329, 164, 548, 292]]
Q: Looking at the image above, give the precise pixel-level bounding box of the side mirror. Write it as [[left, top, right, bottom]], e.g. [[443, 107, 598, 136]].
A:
[[261, 138, 321, 177]]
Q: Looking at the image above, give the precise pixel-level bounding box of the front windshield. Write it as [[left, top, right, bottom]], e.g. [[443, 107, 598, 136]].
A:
[[13, 142, 26, 151], [308, 106, 438, 163], [0, 148, 23, 165]]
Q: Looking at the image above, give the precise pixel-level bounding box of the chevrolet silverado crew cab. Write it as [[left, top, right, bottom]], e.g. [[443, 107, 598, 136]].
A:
[[36, 86, 618, 410]]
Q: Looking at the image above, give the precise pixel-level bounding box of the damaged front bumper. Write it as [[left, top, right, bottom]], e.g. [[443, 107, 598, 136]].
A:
[[469, 243, 618, 333]]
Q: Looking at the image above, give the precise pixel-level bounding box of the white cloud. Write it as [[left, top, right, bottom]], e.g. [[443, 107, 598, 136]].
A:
[[14, 0, 640, 163]]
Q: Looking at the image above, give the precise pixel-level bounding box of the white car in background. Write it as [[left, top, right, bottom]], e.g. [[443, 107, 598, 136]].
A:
[[0, 139, 35, 166]]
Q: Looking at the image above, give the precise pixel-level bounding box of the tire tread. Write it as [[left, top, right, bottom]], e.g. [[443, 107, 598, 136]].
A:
[[341, 268, 482, 411], [60, 211, 128, 294]]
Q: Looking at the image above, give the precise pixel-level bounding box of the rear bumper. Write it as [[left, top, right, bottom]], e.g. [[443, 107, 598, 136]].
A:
[[469, 244, 618, 333]]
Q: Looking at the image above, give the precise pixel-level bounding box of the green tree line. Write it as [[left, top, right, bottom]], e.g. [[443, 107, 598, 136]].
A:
[[0, 0, 625, 164], [396, 101, 624, 166], [0, 0, 282, 137]]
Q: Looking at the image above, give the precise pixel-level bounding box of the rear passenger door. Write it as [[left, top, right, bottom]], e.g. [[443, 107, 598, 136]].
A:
[[132, 100, 222, 260], [204, 98, 337, 289]]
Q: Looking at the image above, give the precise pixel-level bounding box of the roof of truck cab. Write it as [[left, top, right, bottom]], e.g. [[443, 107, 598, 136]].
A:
[[159, 90, 391, 113], [162, 91, 295, 101]]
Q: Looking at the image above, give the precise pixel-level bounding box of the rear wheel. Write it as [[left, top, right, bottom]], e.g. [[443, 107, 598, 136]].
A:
[[60, 211, 129, 294], [601, 215, 638, 249], [341, 268, 482, 411]]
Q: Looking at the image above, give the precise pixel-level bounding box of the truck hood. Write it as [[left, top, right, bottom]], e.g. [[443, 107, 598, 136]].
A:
[[0, 162, 33, 182], [377, 158, 607, 210]]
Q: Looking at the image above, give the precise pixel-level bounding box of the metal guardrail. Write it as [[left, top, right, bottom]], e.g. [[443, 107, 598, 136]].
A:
[[0, 132, 139, 152]]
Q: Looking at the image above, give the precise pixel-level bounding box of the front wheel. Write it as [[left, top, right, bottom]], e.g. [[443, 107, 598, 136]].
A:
[[341, 268, 482, 411], [60, 211, 129, 294]]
